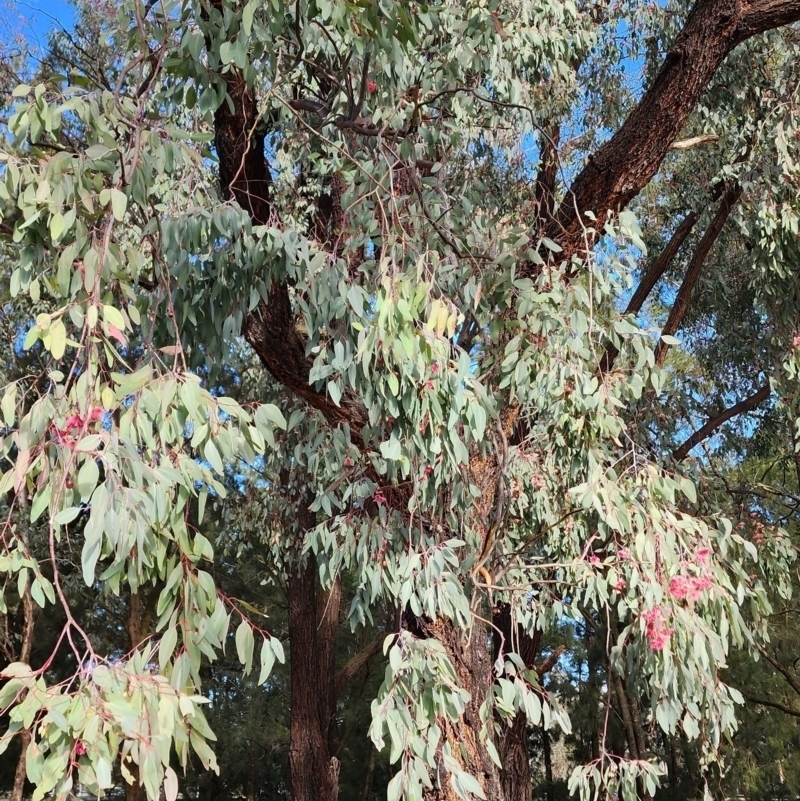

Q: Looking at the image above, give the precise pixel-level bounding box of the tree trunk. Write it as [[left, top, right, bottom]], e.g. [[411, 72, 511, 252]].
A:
[[287, 552, 341, 801], [415, 616, 504, 801], [246, 758, 258, 801], [542, 726, 554, 801], [494, 604, 540, 801], [125, 590, 152, 801], [11, 576, 35, 801], [359, 745, 378, 801]]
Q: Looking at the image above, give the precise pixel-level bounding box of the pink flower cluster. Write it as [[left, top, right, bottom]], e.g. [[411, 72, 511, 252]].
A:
[[52, 407, 105, 447], [642, 606, 673, 651], [696, 546, 711, 563], [668, 573, 713, 602]]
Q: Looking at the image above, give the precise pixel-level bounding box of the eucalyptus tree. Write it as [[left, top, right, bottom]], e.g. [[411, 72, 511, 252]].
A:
[[2, 2, 800, 801]]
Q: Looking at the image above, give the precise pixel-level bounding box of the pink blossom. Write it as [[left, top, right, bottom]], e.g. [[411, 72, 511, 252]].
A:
[[687, 574, 713, 602], [696, 546, 711, 564], [642, 606, 673, 651], [64, 414, 83, 430], [373, 489, 387, 506], [588, 555, 600, 565], [668, 575, 690, 600], [368, 81, 377, 93], [88, 407, 104, 423], [74, 741, 87, 756], [612, 578, 626, 592], [617, 548, 631, 560]]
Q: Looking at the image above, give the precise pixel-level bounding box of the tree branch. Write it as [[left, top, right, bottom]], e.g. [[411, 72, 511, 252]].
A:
[[673, 383, 770, 461], [743, 694, 800, 718], [670, 134, 719, 150], [757, 644, 800, 697], [544, 0, 800, 260], [653, 182, 741, 366], [204, 4, 369, 435], [600, 210, 699, 371], [534, 122, 561, 226], [334, 637, 384, 697]]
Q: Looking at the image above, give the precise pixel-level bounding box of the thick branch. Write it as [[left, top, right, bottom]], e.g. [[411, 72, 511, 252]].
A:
[[334, 637, 384, 698], [535, 644, 565, 677], [546, 0, 800, 259], [744, 694, 800, 718], [206, 10, 369, 434], [673, 383, 770, 461], [534, 123, 561, 226], [654, 182, 741, 366]]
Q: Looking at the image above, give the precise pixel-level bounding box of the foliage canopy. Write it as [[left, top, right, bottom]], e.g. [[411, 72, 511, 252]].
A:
[[2, 1, 800, 800]]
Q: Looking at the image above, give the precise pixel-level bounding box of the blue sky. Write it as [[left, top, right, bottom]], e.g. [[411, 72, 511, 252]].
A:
[[3, 0, 76, 56]]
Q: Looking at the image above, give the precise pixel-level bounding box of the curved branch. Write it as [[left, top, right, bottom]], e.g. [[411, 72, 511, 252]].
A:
[[757, 644, 800, 697], [673, 383, 770, 461], [545, 0, 800, 260], [205, 5, 369, 434], [744, 694, 800, 718]]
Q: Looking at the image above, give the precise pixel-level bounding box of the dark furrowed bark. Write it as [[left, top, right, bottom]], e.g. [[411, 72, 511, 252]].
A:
[[417, 616, 505, 801], [545, 0, 800, 261], [494, 604, 541, 801], [288, 553, 341, 801]]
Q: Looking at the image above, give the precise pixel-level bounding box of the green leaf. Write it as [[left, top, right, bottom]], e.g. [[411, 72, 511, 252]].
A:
[[159, 626, 178, 669], [102, 304, 126, 331], [109, 188, 127, 221], [327, 380, 342, 407], [0, 662, 33, 678], [257, 638, 275, 684], [242, 1, 256, 35], [30, 485, 51, 523], [54, 507, 80, 525], [81, 530, 102, 586], [48, 320, 67, 360], [1, 384, 16, 426], [204, 439, 224, 475], [235, 620, 254, 674], [256, 403, 286, 430]]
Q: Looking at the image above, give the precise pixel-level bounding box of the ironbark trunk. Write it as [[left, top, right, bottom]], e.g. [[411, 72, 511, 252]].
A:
[[287, 552, 342, 801]]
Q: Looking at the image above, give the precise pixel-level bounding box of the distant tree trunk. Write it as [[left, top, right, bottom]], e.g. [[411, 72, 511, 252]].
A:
[[542, 727, 554, 801], [287, 550, 341, 801], [124, 590, 153, 801], [359, 745, 378, 801], [11, 575, 35, 801], [246, 757, 258, 801]]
